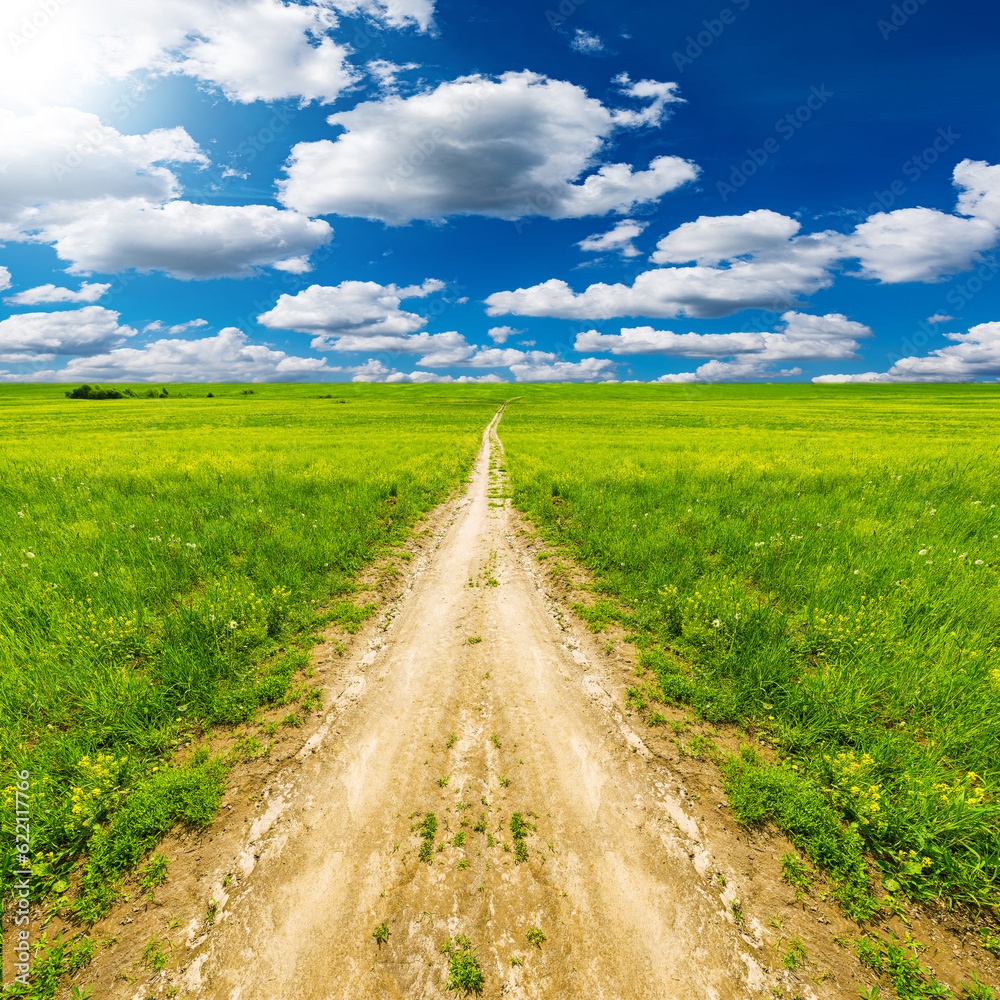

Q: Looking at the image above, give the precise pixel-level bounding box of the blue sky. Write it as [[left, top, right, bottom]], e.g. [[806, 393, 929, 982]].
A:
[[0, 0, 998, 384]]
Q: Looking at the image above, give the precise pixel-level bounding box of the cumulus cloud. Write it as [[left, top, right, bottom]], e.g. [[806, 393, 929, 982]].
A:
[[347, 359, 506, 383], [0, 268, 10, 292], [0, 108, 332, 277], [0, 306, 135, 356], [257, 279, 445, 349], [954, 158, 1000, 227], [417, 343, 558, 368], [329, 329, 466, 356], [656, 360, 803, 382], [487, 326, 519, 344], [844, 208, 996, 283], [5, 282, 110, 305], [176, 1, 357, 105], [926, 313, 954, 324], [577, 311, 871, 361], [0, 0, 433, 110], [814, 320, 1000, 383], [489, 164, 1000, 320], [42, 200, 332, 279], [650, 209, 801, 265], [19, 327, 338, 383], [487, 231, 841, 320], [278, 70, 696, 222], [578, 219, 647, 257], [507, 357, 617, 382], [0, 107, 206, 237], [610, 75, 684, 127]]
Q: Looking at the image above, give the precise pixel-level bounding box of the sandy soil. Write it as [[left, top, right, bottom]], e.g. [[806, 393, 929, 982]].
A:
[[68, 405, 999, 1000]]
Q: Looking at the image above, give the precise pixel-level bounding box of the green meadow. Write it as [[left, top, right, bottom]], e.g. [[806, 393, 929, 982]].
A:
[[502, 383, 1000, 917], [0, 383, 507, 929], [2, 381, 1000, 996]]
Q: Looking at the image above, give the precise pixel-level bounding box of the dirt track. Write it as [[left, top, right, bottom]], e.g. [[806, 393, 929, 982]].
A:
[[166, 404, 784, 1000]]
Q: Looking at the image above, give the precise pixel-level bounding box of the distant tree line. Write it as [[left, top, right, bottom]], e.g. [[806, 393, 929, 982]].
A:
[[65, 384, 171, 399]]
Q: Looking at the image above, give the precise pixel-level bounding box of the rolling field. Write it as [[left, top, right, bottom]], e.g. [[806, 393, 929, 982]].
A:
[[3, 381, 1000, 999], [503, 383, 1000, 921], [0, 383, 507, 936]]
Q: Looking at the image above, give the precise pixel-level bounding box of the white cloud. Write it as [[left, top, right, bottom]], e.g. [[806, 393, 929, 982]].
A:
[[576, 327, 760, 357], [570, 29, 605, 54], [487, 325, 519, 344], [611, 75, 684, 127], [489, 166, 1000, 320], [0, 107, 335, 277], [418, 343, 558, 368], [487, 232, 840, 320], [22, 327, 337, 382], [388, 371, 507, 383], [650, 209, 801, 265], [0, 353, 56, 364], [656, 360, 803, 382], [507, 357, 617, 382], [5, 282, 110, 305], [258, 279, 445, 349], [0, 306, 135, 356], [811, 371, 893, 384], [0, 107, 206, 238], [347, 359, 506, 383], [328, 0, 435, 31], [141, 319, 209, 336], [0, 0, 433, 110], [279, 70, 696, 222], [0, 268, 9, 292], [43, 199, 332, 279], [844, 208, 996, 283], [577, 311, 871, 361], [954, 158, 1000, 227], [814, 321, 1000, 383], [578, 219, 647, 257], [366, 59, 420, 93], [177, 1, 357, 105], [332, 328, 467, 356], [926, 314, 954, 324]]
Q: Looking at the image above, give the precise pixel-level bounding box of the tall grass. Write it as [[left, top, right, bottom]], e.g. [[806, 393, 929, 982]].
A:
[[502, 383, 1000, 913], [0, 382, 508, 917]]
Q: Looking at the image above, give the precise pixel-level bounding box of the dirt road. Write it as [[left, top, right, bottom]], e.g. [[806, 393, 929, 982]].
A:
[[180, 405, 773, 999]]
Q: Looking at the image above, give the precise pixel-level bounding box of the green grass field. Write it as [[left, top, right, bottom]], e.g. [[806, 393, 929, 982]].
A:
[[0, 383, 507, 932], [502, 383, 1000, 918], [3, 381, 999, 998]]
